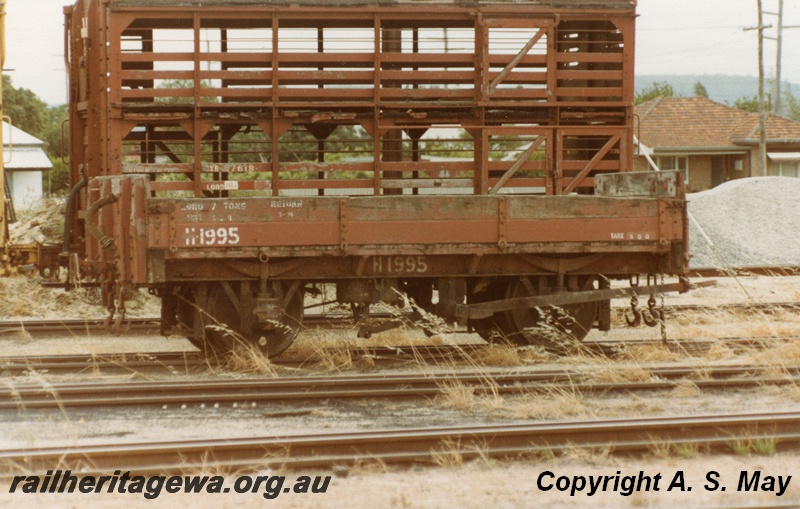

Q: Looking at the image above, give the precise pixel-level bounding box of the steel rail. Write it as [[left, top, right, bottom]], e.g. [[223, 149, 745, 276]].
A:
[[2, 335, 799, 377], [2, 411, 799, 474], [0, 352, 207, 376], [2, 364, 798, 410], [0, 300, 796, 338], [0, 318, 159, 336]]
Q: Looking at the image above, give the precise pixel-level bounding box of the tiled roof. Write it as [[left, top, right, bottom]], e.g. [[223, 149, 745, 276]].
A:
[[636, 96, 800, 152], [730, 113, 800, 143], [635, 96, 752, 150]]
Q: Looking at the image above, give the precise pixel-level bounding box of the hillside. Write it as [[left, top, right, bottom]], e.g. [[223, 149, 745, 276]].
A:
[[635, 74, 800, 106]]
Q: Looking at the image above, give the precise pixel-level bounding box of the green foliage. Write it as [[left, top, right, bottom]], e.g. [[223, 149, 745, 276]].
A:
[[41, 104, 68, 160], [2, 76, 48, 136], [3, 76, 70, 193], [47, 160, 70, 195], [693, 81, 709, 99], [781, 86, 800, 121], [733, 95, 759, 113], [635, 81, 676, 105]]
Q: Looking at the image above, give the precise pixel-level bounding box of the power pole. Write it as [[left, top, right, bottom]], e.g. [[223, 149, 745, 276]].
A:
[[762, 0, 784, 114], [746, 3, 775, 176], [762, 0, 800, 116], [773, 0, 783, 114], [750, 0, 769, 176], [0, 0, 7, 266]]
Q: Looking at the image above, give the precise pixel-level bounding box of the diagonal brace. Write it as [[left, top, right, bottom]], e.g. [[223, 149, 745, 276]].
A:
[[488, 27, 547, 95], [562, 134, 621, 195], [489, 136, 547, 194]]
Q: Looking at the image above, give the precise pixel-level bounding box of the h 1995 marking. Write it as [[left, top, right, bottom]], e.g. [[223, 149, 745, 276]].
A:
[[372, 256, 428, 274], [184, 227, 241, 246]]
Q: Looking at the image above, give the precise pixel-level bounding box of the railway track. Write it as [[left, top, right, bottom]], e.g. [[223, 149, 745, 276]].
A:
[[2, 364, 798, 410], [2, 411, 798, 474], [0, 318, 160, 337], [0, 351, 207, 376], [2, 334, 799, 378], [2, 334, 799, 377], [1, 300, 797, 338]]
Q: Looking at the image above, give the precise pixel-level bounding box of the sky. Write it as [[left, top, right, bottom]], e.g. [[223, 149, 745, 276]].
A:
[[4, 0, 800, 105]]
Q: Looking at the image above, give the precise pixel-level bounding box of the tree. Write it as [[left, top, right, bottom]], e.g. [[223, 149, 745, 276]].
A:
[[2, 76, 49, 139], [2, 76, 69, 193], [733, 95, 759, 113], [693, 81, 709, 98], [635, 81, 675, 105], [781, 85, 800, 122], [41, 104, 69, 193]]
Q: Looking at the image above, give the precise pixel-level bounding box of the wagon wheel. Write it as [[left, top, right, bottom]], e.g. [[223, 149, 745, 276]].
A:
[[467, 279, 509, 343], [200, 282, 304, 358], [499, 276, 598, 348], [403, 280, 436, 336]]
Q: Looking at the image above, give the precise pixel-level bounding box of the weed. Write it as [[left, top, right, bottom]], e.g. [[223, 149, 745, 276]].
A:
[[730, 436, 777, 456]]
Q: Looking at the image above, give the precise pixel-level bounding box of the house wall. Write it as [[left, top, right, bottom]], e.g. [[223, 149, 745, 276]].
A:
[[634, 152, 755, 191], [686, 156, 712, 192], [726, 153, 751, 182], [7, 171, 43, 210], [632, 156, 650, 172]]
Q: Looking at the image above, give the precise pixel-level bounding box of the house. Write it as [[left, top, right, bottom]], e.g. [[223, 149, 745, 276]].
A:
[[634, 96, 800, 192], [2, 121, 52, 210]]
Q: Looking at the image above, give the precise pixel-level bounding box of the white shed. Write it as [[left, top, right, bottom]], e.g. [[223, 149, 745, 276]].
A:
[[2, 121, 52, 210]]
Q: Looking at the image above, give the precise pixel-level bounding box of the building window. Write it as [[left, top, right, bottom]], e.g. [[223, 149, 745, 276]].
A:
[[768, 160, 799, 178], [657, 156, 689, 183]]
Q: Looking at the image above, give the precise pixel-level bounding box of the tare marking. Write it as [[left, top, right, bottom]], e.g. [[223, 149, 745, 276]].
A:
[[611, 232, 652, 240], [372, 256, 429, 274]]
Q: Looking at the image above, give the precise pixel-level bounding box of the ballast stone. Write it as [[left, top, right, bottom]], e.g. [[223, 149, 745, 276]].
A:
[[687, 176, 800, 270]]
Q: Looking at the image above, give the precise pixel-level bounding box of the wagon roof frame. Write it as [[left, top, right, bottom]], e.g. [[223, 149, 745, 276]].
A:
[[106, 0, 636, 10]]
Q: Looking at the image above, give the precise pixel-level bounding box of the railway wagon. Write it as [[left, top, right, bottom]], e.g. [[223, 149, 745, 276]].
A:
[[63, 0, 689, 356]]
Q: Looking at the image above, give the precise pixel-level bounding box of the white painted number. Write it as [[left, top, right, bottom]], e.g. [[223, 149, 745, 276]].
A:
[[184, 227, 241, 246]]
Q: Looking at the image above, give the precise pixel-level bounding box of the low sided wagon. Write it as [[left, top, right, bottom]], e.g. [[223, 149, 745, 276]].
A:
[[64, 0, 690, 355]]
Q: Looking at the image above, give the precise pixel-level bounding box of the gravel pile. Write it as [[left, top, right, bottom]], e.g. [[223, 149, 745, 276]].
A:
[[9, 197, 65, 245], [687, 177, 800, 270]]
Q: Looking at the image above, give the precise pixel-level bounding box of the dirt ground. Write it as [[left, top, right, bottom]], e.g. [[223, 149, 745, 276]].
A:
[[1, 275, 800, 508]]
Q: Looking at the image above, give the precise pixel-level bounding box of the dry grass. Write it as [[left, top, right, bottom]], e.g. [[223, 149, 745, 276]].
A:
[[669, 380, 702, 398], [505, 387, 592, 420], [648, 440, 705, 459], [223, 341, 280, 377], [586, 365, 652, 384], [283, 321, 437, 372], [703, 342, 736, 360], [657, 305, 800, 341], [468, 342, 524, 367], [0, 277, 60, 317], [431, 438, 491, 469], [730, 436, 778, 456], [617, 344, 679, 363], [435, 381, 478, 410], [434, 380, 504, 411], [0, 275, 158, 320], [752, 340, 800, 367], [560, 445, 614, 465]]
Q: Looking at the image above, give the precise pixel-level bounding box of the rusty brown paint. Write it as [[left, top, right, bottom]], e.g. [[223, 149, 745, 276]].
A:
[[64, 0, 687, 299]]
